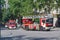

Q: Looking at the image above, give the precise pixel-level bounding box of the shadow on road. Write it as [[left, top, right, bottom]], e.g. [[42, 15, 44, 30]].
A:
[[0, 35, 25, 40], [26, 37, 59, 40], [0, 36, 59, 40]]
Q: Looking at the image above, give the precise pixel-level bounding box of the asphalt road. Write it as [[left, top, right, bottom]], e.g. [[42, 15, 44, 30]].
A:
[[0, 27, 60, 40]]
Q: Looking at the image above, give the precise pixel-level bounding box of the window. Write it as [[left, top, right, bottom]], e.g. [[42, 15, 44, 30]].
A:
[[46, 18, 53, 23]]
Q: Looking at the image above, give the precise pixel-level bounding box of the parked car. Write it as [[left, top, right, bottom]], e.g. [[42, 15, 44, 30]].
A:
[[5, 20, 17, 29]]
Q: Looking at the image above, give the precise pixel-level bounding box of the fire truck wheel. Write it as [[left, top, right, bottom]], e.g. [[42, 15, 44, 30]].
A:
[[25, 26, 29, 30], [39, 26, 43, 31], [46, 29, 50, 31]]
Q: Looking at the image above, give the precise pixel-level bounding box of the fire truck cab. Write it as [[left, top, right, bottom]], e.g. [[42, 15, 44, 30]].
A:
[[40, 18, 53, 31]]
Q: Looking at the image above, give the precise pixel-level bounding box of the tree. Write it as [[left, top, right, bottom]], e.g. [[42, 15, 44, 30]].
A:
[[8, 0, 34, 17], [33, 0, 57, 14], [8, 0, 59, 17], [0, 0, 5, 21], [55, 0, 60, 13]]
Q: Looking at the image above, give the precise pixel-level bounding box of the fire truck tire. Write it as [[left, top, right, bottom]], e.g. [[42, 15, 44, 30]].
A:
[[39, 26, 43, 31], [25, 26, 29, 30], [46, 29, 50, 31]]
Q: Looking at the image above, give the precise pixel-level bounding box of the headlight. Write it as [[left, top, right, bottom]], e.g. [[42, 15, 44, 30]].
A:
[[5, 25, 8, 27], [14, 26, 16, 28], [9, 26, 12, 29]]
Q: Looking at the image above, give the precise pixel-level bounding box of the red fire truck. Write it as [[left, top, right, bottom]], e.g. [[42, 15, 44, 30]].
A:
[[22, 16, 53, 31]]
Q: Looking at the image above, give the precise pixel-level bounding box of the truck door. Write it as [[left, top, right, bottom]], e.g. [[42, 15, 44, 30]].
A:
[[40, 18, 46, 27]]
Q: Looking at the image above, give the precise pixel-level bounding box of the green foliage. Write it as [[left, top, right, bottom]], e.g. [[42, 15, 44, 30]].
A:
[[0, 0, 5, 21], [8, 0, 34, 17], [2, 0, 60, 22], [8, 0, 59, 17], [34, 18, 39, 23]]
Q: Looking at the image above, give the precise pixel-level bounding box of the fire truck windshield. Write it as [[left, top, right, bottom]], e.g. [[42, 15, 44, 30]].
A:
[[46, 18, 53, 23]]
